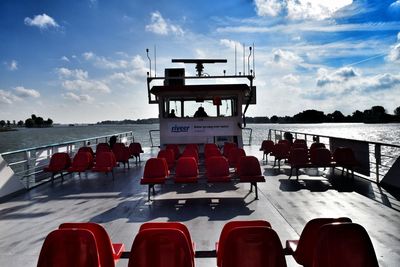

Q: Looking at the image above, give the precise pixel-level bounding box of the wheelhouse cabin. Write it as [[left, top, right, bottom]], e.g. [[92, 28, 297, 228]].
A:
[[146, 59, 256, 149]]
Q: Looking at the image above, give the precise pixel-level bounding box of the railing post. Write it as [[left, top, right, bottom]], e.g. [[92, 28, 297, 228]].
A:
[[375, 144, 381, 183], [24, 151, 31, 189]]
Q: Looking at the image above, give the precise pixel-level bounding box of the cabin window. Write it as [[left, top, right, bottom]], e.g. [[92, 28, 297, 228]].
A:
[[163, 97, 237, 118]]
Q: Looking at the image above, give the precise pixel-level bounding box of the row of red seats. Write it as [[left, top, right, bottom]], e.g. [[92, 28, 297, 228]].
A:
[[43, 142, 144, 182], [37, 218, 379, 267], [260, 139, 358, 179], [140, 155, 265, 201], [164, 142, 239, 161]]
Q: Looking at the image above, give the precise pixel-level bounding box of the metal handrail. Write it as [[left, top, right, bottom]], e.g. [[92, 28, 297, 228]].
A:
[[243, 127, 253, 146], [149, 129, 160, 147], [1, 131, 135, 189], [267, 129, 400, 184]]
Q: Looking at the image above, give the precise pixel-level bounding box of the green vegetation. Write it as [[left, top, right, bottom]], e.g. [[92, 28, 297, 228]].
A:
[[247, 105, 400, 124], [0, 114, 53, 131], [97, 118, 159, 125]]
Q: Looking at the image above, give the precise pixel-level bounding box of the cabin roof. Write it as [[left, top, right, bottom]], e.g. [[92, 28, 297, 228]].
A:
[[150, 84, 250, 95]]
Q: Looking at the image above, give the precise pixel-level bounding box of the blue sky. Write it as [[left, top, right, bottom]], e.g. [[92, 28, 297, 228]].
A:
[[0, 0, 399, 123]]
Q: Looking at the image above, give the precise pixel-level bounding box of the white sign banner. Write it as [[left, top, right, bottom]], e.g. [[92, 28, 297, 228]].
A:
[[167, 120, 237, 136]]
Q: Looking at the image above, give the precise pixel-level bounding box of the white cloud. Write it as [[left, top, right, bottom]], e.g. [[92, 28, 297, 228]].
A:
[[387, 43, 400, 62], [24, 14, 59, 29], [107, 55, 148, 85], [82, 52, 130, 69], [317, 67, 358, 87], [398, 32, 400, 41], [14, 86, 40, 98], [0, 90, 18, 104], [219, 39, 244, 51], [61, 56, 70, 62], [145, 11, 184, 36], [282, 74, 300, 84], [63, 92, 94, 103], [254, 0, 353, 20], [57, 67, 110, 93], [5, 60, 18, 71], [272, 49, 303, 66]]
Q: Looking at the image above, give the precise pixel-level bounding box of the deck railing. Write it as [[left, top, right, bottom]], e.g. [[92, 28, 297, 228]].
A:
[[267, 129, 400, 184], [0, 131, 134, 189]]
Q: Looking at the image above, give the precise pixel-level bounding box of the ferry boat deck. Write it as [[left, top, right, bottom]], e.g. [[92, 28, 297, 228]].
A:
[[0, 145, 399, 267]]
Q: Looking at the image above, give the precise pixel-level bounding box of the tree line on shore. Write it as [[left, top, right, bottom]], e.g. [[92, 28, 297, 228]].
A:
[[0, 114, 53, 130], [247, 105, 400, 124]]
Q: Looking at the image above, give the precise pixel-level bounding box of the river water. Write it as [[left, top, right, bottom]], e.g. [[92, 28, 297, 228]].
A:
[[1, 123, 399, 154]]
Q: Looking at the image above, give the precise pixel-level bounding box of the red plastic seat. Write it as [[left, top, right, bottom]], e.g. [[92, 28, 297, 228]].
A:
[[166, 144, 181, 159], [59, 222, 124, 267], [310, 147, 334, 167], [288, 148, 309, 179], [157, 149, 175, 170], [222, 142, 237, 158], [237, 156, 265, 199], [278, 139, 291, 146], [112, 143, 131, 168], [185, 144, 198, 153], [92, 151, 116, 180], [216, 220, 271, 267], [139, 222, 195, 263], [204, 147, 221, 158], [204, 143, 218, 153], [96, 143, 111, 154], [272, 143, 290, 170], [227, 147, 246, 169], [129, 142, 144, 163], [68, 151, 93, 174], [293, 139, 307, 146], [128, 228, 194, 267], [37, 229, 100, 267], [259, 140, 275, 162], [141, 158, 169, 201], [43, 152, 71, 183], [291, 142, 308, 150], [181, 148, 199, 164], [174, 157, 198, 183], [206, 156, 231, 182], [286, 217, 352, 267], [78, 146, 95, 158], [313, 222, 379, 267], [333, 147, 358, 179], [220, 226, 287, 267]]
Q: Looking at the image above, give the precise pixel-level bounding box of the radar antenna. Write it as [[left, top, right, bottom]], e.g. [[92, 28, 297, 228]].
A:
[[171, 59, 227, 77]]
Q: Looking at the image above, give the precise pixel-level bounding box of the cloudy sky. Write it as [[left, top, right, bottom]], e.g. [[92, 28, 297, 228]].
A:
[[0, 0, 399, 123]]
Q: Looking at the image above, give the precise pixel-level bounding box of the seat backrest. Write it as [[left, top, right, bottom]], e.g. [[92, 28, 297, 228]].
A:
[[48, 152, 71, 171], [217, 220, 271, 267], [175, 157, 198, 178], [228, 148, 246, 168], [205, 147, 222, 159], [223, 142, 237, 158], [309, 142, 325, 151], [185, 144, 198, 152], [143, 158, 168, 179], [166, 144, 181, 159], [310, 148, 332, 165], [78, 146, 95, 157], [333, 147, 357, 165], [129, 142, 144, 155], [59, 222, 115, 267], [237, 156, 261, 177], [221, 226, 286, 267], [113, 144, 130, 161], [278, 139, 290, 146], [206, 156, 229, 178], [128, 228, 193, 267], [37, 229, 100, 267], [72, 152, 92, 170], [139, 222, 195, 257], [181, 148, 199, 163], [289, 148, 309, 165], [95, 151, 116, 168], [273, 143, 290, 158], [294, 217, 352, 266], [293, 139, 307, 145], [313, 223, 379, 267], [291, 142, 308, 150], [157, 149, 175, 167], [96, 143, 111, 153], [204, 143, 218, 152], [260, 140, 274, 152]]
